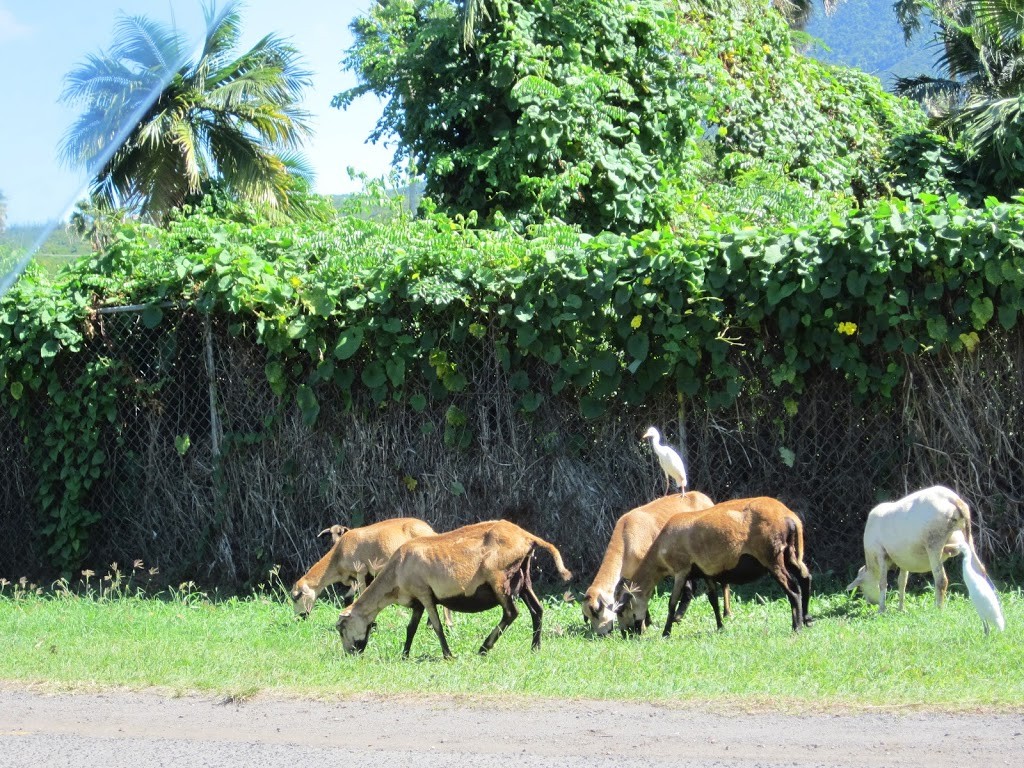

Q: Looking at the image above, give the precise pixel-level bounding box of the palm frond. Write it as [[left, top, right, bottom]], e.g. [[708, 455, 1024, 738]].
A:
[[109, 14, 184, 73]]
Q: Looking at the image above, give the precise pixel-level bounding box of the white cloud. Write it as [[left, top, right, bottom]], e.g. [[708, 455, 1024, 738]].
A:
[[0, 7, 31, 43]]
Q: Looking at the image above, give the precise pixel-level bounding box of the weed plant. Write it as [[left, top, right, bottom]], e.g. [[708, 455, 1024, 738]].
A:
[[0, 565, 1020, 710]]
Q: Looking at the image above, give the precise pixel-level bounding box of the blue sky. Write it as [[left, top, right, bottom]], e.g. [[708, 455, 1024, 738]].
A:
[[0, 0, 394, 226]]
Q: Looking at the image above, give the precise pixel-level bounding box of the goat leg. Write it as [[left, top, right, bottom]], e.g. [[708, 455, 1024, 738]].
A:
[[402, 602, 425, 658], [480, 592, 519, 655], [663, 575, 690, 638], [705, 579, 725, 630], [520, 584, 544, 650], [423, 599, 453, 659]]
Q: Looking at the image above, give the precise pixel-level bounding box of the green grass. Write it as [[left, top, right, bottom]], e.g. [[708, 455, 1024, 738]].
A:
[[0, 575, 1021, 711]]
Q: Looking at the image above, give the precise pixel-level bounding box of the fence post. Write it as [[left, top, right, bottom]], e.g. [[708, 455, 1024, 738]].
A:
[[202, 312, 235, 581], [677, 389, 689, 479], [202, 313, 221, 458]]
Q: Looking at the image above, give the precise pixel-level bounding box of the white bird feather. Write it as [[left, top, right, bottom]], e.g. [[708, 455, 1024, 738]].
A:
[[642, 426, 687, 494], [959, 542, 1004, 635]]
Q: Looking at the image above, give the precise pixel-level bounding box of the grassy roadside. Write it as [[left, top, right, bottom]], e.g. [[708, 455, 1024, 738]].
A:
[[0, 576, 1020, 710]]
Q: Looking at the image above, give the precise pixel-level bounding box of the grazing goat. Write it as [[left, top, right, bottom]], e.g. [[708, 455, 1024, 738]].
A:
[[335, 520, 572, 659], [958, 541, 1004, 635], [291, 517, 437, 617], [845, 486, 984, 613], [581, 491, 727, 635], [620, 497, 812, 635]]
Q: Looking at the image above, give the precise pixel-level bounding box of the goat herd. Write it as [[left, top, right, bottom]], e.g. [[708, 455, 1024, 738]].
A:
[[289, 428, 1006, 659]]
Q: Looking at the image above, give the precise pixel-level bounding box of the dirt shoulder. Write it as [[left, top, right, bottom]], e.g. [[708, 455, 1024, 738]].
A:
[[0, 686, 1021, 768]]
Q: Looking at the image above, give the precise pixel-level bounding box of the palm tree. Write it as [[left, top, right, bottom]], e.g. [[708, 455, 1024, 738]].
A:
[[895, 0, 1024, 192], [59, 2, 313, 222]]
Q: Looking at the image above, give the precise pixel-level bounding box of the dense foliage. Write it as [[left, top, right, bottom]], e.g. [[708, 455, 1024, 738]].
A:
[[6, 192, 1024, 569], [339, 0, 928, 232], [338, 0, 697, 233], [667, 1, 930, 225]]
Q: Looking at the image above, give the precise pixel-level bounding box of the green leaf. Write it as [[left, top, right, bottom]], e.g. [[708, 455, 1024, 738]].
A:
[[970, 297, 994, 327], [304, 286, 334, 318], [999, 303, 1018, 329], [39, 340, 60, 360], [361, 362, 387, 390], [142, 304, 163, 329], [265, 362, 286, 396], [627, 333, 649, 364], [287, 318, 309, 339], [333, 327, 364, 360], [779, 446, 795, 468], [520, 391, 543, 412], [296, 385, 320, 426], [926, 316, 948, 342], [10, 381, 23, 400], [174, 434, 191, 456], [762, 243, 784, 265], [409, 393, 427, 413], [846, 271, 867, 297], [385, 357, 406, 387]]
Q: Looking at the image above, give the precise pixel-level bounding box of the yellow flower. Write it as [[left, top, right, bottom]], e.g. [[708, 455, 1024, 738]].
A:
[[630, 315, 643, 330], [837, 321, 858, 336], [289, 276, 301, 289]]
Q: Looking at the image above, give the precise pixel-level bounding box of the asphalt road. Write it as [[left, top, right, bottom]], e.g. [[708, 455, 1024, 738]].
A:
[[0, 687, 1022, 767]]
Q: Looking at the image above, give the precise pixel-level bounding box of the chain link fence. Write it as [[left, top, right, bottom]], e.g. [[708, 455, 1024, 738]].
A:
[[3, 305, 1023, 589]]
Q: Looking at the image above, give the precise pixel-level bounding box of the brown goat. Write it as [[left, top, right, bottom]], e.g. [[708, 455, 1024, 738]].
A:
[[582, 491, 731, 635], [290, 517, 437, 617], [335, 520, 572, 659], [620, 497, 813, 635]]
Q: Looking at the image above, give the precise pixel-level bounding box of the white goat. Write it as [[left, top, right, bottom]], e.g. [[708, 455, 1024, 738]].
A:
[[846, 486, 986, 612]]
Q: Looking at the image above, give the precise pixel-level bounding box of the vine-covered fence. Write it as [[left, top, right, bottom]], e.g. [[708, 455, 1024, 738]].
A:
[[3, 304, 1023, 589]]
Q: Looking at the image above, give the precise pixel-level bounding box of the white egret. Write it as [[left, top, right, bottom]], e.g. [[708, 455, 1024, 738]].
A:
[[642, 426, 688, 495], [959, 542, 1004, 635]]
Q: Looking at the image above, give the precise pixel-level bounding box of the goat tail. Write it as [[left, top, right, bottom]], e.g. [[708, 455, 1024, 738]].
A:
[[529, 536, 573, 582], [784, 515, 810, 578], [951, 493, 974, 548]]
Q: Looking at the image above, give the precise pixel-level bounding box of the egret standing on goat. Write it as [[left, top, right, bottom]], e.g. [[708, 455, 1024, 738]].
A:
[[643, 427, 688, 495], [958, 541, 1005, 635]]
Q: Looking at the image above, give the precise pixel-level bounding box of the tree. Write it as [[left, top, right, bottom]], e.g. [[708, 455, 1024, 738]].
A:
[[339, 0, 698, 233], [59, 2, 313, 222], [0, 190, 6, 233], [895, 0, 1024, 194]]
